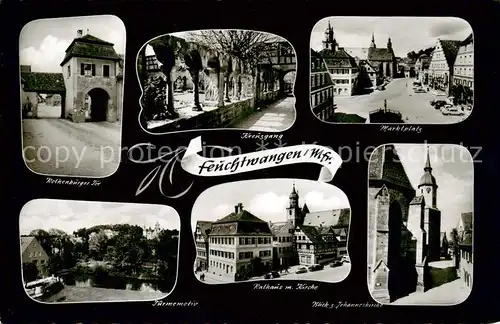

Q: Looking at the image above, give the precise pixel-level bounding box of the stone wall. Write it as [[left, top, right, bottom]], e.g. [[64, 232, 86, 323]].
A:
[[154, 90, 282, 132]]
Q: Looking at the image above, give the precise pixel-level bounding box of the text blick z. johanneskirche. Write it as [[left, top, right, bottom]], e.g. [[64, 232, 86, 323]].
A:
[[368, 145, 442, 303], [195, 184, 350, 280]]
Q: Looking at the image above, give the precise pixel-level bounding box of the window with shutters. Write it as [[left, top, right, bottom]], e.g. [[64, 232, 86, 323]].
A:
[[103, 64, 110, 77], [81, 63, 95, 76]]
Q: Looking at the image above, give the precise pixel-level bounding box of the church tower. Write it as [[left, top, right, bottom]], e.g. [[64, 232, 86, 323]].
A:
[[418, 147, 438, 208], [322, 20, 337, 52], [387, 37, 393, 51], [417, 147, 441, 262], [370, 32, 376, 48], [286, 182, 304, 226]]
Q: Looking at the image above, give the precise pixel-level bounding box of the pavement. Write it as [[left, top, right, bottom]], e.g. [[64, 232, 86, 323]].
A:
[[392, 278, 471, 305], [230, 96, 296, 132], [334, 78, 471, 124], [198, 263, 351, 285], [23, 107, 121, 177]]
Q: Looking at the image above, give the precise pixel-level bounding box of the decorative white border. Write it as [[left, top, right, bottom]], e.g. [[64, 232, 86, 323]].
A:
[[190, 178, 352, 285], [19, 15, 126, 179], [309, 16, 475, 125], [366, 143, 474, 306], [135, 29, 298, 135], [19, 199, 182, 305]]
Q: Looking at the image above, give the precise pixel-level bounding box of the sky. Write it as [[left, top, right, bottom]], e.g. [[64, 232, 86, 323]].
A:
[[191, 179, 350, 230], [19, 200, 180, 235], [19, 15, 126, 73], [391, 144, 473, 235], [311, 17, 472, 58]]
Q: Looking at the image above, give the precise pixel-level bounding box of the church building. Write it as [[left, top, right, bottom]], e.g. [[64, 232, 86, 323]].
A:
[[368, 145, 442, 303]]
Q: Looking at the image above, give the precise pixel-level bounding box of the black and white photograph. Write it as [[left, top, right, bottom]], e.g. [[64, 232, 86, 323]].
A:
[[368, 144, 473, 305], [192, 179, 351, 284], [20, 199, 180, 303], [20, 15, 126, 177], [137, 29, 296, 134], [310, 17, 473, 124]]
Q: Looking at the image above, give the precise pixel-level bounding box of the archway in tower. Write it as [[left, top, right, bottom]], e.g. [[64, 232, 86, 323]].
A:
[[86, 88, 110, 122]]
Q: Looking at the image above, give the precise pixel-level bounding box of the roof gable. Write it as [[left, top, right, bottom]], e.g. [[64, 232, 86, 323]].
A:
[[21, 236, 35, 253], [460, 212, 473, 231], [438, 39, 461, 69], [270, 221, 294, 235], [369, 145, 414, 190], [21, 72, 65, 93]]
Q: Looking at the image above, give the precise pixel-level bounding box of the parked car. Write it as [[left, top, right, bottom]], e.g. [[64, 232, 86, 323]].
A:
[[341, 255, 350, 263], [264, 273, 272, 279], [414, 87, 426, 93], [433, 100, 448, 109], [308, 264, 324, 272], [295, 266, 308, 274], [441, 105, 465, 116], [330, 260, 343, 267], [376, 85, 386, 91]]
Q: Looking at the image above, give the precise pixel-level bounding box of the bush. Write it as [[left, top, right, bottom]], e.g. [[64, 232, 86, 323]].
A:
[[142, 76, 177, 121]]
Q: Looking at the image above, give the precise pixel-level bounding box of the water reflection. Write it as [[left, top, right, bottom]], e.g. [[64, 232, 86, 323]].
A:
[[61, 271, 172, 293]]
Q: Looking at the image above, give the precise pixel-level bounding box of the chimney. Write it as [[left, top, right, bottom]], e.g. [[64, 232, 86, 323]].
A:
[[77, 30, 83, 38], [238, 203, 244, 212], [234, 204, 239, 214]]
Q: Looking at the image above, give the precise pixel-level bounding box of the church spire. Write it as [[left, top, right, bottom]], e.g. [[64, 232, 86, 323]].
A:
[[370, 32, 376, 48], [424, 146, 432, 172], [387, 37, 392, 50]]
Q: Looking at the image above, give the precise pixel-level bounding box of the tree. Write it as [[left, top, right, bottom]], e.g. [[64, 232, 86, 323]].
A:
[[183, 49, 204, 111], [23, 262, 39, 283], [29, 229, 54, 256], [154, 230, 178, 281], [109, 225, 148, 275], [449, 228, 460, 267], [89, 230, 109, 261]]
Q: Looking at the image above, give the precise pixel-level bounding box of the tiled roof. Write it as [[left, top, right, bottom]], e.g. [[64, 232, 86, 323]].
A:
[[439, 39, 461, 70], [21, 72, 65, 93], [60, 34, 122, 66], [303, 208, 350, 228], [20, 236, 35, 253], [210, 208, 272, 236], [320, 48, 358, 68], [298, 225, 334, 244], [460, 33, 473, 46], [460, 231, 472, 246], [460, 212, 473, 231], [368, 47, 394, 61], [369, 145, 414, 190], [269, 221, 294, 235], [410, 195, 425, 205], [196, 221, 213, 240]]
